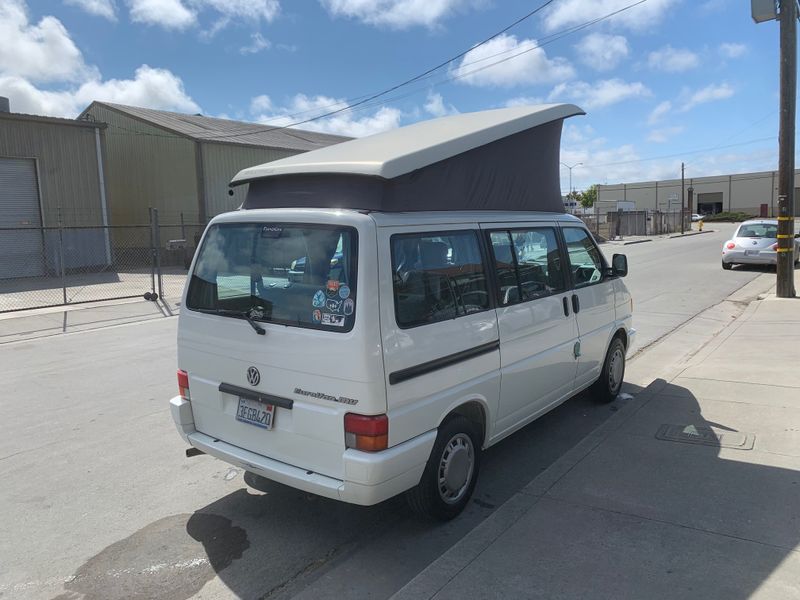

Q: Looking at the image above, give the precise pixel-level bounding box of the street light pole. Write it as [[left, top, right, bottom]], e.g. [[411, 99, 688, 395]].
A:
[[560, 161, 583, 197]]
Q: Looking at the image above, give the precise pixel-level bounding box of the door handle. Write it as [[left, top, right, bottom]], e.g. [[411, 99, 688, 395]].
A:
[[572, 294, 580, 314], [562, 296, 570, 317]]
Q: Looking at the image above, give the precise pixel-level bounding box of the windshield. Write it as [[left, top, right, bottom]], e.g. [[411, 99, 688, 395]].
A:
[[737, 223, 777, 238], [186, 223, 357, 332]]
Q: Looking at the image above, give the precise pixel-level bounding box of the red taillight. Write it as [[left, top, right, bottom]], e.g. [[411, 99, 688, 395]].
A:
[[344, 413, 388, 452], [177, 369, 190, 400], [726, 242, 736, 249]]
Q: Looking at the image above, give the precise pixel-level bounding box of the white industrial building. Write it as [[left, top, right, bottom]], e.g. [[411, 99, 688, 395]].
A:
[[598, 169, 800, 217]]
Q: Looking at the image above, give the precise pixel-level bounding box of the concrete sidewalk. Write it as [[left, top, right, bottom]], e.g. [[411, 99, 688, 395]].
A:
[[393, 277, 800, 599]]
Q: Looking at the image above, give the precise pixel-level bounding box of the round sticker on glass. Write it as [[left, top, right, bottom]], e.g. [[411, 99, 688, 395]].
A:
[[312, 309, 322, 323], [338, 284, 351, 299], [343, 298, 354, 316]]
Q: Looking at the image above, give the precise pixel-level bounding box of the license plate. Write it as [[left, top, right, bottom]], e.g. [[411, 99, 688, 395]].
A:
[[745, 250, 760, 256], [236, 397, 275, 430]]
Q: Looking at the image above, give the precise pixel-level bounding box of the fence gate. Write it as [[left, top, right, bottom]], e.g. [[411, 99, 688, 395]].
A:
[[0, 209, 205, 313]]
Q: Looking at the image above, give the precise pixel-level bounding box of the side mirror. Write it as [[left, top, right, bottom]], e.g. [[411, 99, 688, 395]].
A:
[[612, 254, 628, 277]]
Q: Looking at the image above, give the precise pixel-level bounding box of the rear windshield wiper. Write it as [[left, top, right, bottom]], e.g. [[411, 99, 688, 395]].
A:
[[194, 307, 266, 335]]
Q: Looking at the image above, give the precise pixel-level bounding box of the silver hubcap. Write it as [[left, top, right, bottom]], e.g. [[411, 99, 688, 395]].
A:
[[437, 433, 474, 504], [608, 347, 624, 393]]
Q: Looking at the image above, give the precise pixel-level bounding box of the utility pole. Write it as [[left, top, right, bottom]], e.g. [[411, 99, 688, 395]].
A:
[[681, 162, 685, 235], [777, 0, 796, 297], [754, 0, 796, 296]]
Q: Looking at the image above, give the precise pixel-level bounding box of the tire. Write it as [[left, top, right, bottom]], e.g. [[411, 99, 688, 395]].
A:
[[406, 415, 481, 521], [592, 337, 626, 403], [722, 260, 732, 270]]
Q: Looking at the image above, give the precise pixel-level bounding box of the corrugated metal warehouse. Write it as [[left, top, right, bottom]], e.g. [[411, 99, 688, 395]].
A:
[[0, 100, 110, 278], [598, 169, 800, 217], [78, 102, 350, 225]]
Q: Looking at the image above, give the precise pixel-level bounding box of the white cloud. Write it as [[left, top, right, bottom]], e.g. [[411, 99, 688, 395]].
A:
[[719, 42, 746, 58], [126, 0, 280, 32], [574, 33, 629, 72], [240, 32, 271, 54], [681, 83, 734, 111], [0, 0, 91, 82], [424, 92, 458, 117], [542, 0, 677, 32], [647, 45, 700, 72], [648, 100, 671, 124], [504, 96, 544, 108], [251, 93, 402, 137], [319, 0, 482, 29], [453, 34, 574, 88], [0, 65, 200, 117], [64, 0, 117, 20], [548, 78, 650, 110], [249, 94, 272, 113], [128, 0, 196, 29], [647, 125, 684, 143]]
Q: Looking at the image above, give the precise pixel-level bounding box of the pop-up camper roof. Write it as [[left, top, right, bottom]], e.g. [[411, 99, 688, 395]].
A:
[[232, 103, 584, 213]]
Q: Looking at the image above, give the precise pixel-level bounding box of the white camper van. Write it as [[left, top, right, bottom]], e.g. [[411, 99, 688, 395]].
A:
[[170, 104, 635, 520]]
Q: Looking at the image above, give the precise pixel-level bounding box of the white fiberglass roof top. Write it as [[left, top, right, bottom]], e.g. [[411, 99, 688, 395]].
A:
[[230, 103, 584, 185]]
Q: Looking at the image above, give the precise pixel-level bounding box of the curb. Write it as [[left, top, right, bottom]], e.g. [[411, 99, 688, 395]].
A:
[[622, 239, 652, 245], [390, 378, 669, 600], [669, 229, 714, 239]]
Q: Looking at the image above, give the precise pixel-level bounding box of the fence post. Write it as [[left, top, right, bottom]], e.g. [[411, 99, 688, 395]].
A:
[[148, 207, 156, 297], [58, 206, 67, 305], [153, 208, 164, 300], [180, 211, 186, 241]]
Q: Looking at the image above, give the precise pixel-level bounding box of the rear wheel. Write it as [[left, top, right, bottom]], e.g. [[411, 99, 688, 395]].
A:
[[592, 337, 626, 403], [406, 415, 481, 521], [722, 260, 733, 270]]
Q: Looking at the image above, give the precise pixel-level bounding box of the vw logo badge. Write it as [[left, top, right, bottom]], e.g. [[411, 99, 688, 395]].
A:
[[246, 366, 260, 386]]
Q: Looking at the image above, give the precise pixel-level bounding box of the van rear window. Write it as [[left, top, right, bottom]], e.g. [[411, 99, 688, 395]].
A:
[[186, 223, 357, 332]]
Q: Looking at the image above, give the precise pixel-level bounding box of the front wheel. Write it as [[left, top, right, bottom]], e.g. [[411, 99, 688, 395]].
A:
[[406, 415, 481, 521], [592, 337, 626, 403]]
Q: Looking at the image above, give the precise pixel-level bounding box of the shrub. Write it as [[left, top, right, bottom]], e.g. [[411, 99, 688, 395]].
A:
[[701, 211, 756, 222]]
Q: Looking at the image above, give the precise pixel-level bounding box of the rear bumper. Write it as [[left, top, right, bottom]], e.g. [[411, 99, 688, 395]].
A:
[[170, 396, 436, 506], [722, 250, 778, 265]]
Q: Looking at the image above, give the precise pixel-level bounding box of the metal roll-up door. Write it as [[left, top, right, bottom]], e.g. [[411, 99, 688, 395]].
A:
[[0, 157, 45, 278]]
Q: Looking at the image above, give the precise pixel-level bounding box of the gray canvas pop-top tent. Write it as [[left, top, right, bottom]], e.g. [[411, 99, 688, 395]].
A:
[[231, 103, 585, 213]]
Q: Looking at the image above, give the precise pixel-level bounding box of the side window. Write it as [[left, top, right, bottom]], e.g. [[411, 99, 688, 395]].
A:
[[563, 227, 605, 288], [490, 227, 565, 306], [391, 230, 490, 328]]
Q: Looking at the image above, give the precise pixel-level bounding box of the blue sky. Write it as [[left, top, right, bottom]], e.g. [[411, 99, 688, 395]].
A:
[[0, 0, 788, 190]]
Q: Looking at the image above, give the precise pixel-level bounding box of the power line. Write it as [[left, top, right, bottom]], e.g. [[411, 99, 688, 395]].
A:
[[200, 0, 652, 142]]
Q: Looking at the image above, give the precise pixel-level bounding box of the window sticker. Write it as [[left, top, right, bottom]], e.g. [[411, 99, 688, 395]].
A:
[[312, 309, 322, 323], [338, 284, 351, 299], [343, 298, 354, 316], [326, 298, 342, 312], [322, 313, 346, 327], [260, 225, 283, 238], [312, 290, 326, 308], [326, 280, 340, 297]]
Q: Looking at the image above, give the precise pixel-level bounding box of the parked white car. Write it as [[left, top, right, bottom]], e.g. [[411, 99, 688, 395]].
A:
[[170, 105, 636, 520], [721, 219, 800, 269]]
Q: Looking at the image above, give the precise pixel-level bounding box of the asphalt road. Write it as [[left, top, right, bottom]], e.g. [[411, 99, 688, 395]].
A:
[[0, 223, 776, 600]]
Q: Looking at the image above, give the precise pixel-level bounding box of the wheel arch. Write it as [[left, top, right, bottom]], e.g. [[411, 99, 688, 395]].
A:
[[439, 397, 489, 448]]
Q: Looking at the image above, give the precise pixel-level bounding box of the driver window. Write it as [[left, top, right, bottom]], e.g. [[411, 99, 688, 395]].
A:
[[563, 227, 604, 288]]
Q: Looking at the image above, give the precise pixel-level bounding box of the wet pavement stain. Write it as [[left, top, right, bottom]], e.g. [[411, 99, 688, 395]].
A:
[[53, 513, 249, 600]]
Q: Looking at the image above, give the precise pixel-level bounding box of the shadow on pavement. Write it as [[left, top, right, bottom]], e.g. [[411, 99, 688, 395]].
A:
[[415, 378, 800, 599]]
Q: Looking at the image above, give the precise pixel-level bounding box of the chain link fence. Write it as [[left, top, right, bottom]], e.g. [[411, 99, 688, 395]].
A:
[[577, 208, 690, 240], [0, 210, 206, 313]]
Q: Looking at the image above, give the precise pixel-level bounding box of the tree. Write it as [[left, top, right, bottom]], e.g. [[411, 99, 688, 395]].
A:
[[580, 184, 598, 208]]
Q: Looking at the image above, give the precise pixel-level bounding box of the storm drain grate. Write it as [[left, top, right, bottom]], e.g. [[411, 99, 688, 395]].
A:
[[655, 424, 755, 450]]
